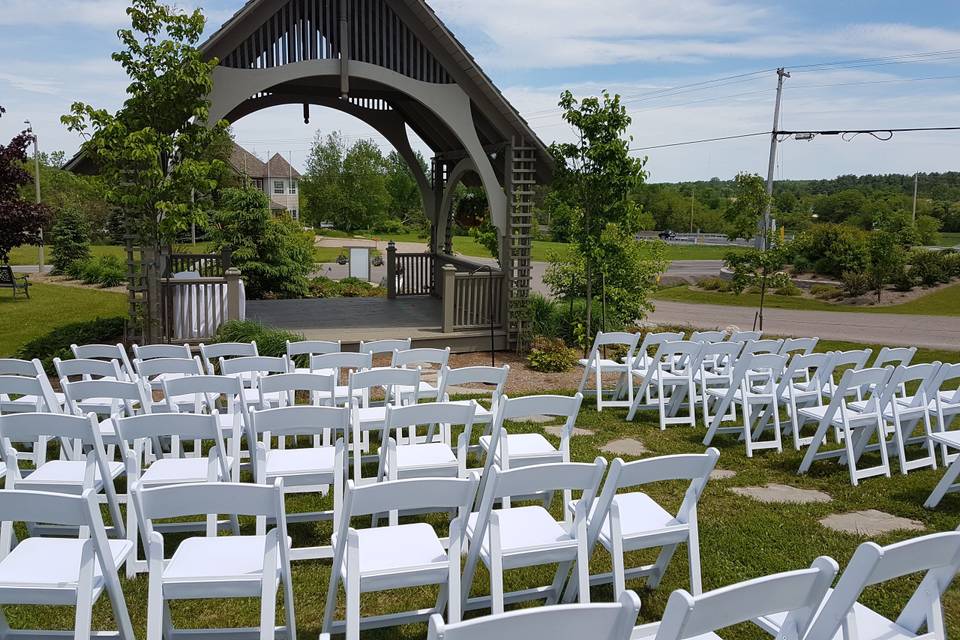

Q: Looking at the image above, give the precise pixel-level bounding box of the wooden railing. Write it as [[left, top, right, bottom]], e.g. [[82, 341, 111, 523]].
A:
[[163, 250, 232, 278], [448, 269, 504, 331], [160, 268, 244, 341], [389, 250, 435, 297]]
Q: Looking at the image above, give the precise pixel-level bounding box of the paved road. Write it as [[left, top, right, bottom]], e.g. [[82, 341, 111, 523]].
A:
[[648, 300, 960, 350]]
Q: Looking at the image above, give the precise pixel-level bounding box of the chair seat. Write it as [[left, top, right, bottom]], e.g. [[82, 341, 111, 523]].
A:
[[0, 538, 131, 593], [579, 358, 628, 371], [758, 592, 915, 640], [147, 372, 190, 388], [293, 367, 334, 377], [163, 536, 280, 597], [23, 460, 125, 490], [315, 386, 363, 403], [339, 523, 447, 586], [466, 506, 576, 566], [242, 388, 282, 406], [478, 433, 557, 461], [357, 406, 387, 426], [392, 443, 457, 472], [799, 404, 880, 427], [445, 399, 493, 421], [215, 412, 245, 431], [264, 447, 336, 479], [587, 493, 684, 549], [139, 457, 233, 486], [929, 431, 960, 449], [6, 392, 65, 409]]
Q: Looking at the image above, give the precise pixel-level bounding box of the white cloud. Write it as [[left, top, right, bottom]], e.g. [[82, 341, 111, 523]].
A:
[[0, 0, 233, 28]]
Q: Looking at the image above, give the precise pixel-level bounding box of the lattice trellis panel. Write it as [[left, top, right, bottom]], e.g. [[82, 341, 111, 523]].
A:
[[508, 139, 536, 347]]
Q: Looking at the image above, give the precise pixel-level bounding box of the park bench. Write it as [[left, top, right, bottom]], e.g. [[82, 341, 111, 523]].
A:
[[0, 265, 29, 299]]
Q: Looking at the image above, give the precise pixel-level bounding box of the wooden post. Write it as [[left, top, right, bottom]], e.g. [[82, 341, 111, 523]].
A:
[[386, 241, 397, 298], [441, 264, 456, 334], [226, 268, 242, 322]]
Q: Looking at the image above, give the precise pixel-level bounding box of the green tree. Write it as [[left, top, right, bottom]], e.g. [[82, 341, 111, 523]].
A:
[[384, 151, 426, 229], [551, 90, 660, 340], [49, 208, 91, 273], [301, 132, 390, 232], [61, 0, 229, 247], [866, 230, 904, 303], [725, 237, 789, 331], [22, 159, 110, 239], [209, 187, 314, 299], [723, 173, 769, 241]]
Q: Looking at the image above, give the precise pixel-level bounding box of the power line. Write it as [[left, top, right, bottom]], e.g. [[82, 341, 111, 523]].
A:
[[777, 125, 960, 142], [630, 131, 769, 152]]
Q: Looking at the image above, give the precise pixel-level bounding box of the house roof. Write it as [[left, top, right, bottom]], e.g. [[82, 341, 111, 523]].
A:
[[228, 142, 302, 180]]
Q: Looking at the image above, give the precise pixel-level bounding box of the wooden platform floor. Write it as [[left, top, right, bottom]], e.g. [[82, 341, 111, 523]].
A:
[[245, 296, 506, 352]]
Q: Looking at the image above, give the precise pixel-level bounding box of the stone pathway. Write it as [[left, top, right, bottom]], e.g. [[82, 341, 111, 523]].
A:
[[731, 483, 832, 504], [819, 510, 925, 536], [601, 438, 649, 457], [544, 426, 595, 438], [709, 469, 737, 481]]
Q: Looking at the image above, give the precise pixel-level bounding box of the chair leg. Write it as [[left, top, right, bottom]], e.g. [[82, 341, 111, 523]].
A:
[[490, 557, 505, 614], [545, 559, 574, 605], [146, 581, 165, 640], [647, 544, 678, 590], [611, 536, 627, 598], [926, 456, 960, 509], [74, 554, 95, 640], [346, 548, 361, 640]]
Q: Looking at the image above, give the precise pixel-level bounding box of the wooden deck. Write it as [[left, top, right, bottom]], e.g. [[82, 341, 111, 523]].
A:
[[245, 296, 506, 352]]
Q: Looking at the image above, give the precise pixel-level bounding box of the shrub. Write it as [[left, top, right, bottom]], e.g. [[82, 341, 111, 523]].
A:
[[213, 321, 304, 359], [892, 266, 916, 292], [95, 255, 125, 287], [527, 294, 628, 348], [81, 259, 104, 284], [49, 208, 91, 274], [790, 224, 868, 278], [526, 336, 578, 373], [16, 316, 126, 374], [791, 255, 812, 274], [697, 277, 731, 292], [810, 284, 843, 300], [908, 249, 948, 287], [942, 251, 960, 279], [774, 282, 802, 297], [841, 271, 870, 297], [65, 258, 90, 280], [308, 276, 384, 298]]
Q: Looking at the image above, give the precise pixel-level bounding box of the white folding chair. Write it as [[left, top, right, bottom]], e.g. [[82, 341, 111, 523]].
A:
[[873, 345, 917, 370], [798, 367, 895, 485], [347, 367, 421, 483], [0, 412, 125, 539], [479, 394, 583, 498], [577, 332, 640, 412], [0, 489, 135, 640], [566, 449, 719, 602], [775, 352, 836, 450], [854, 363, 940, 474], [435, 365, 510, 426], [114, 413, 237, 576], [132, 343, 191, 361], [621, 331, 685, 411], [162, 375, 249, 470], [927, 362, 960, 464], [427, 590, 640, 640], [321, 475, 479, 640], [310, 352, 372, 406], [690, 330, 727, 343], [62, 378, 152, 449], [821, 348, 873, 400], [360, 338, 412, 360], [219, 355, 290, 407], [741, 338, 785, 357], [695, 342, 743, 429], [462, 459, 606, 614], [197, 340, 258, 376], [758, 530, 960, 640], [286, 339, 341, 375], [133, 356, 204, 411], [632, 557, 837, 640], [780, 336, 820, 357], [392, 347, 451, 401], [249, 405, 350, 560], [71, 343, 135, 382], [377, 401, 477, 482], [132, 480, 295, 640], [0, 374, 61, 465], [727, 330, 762, 343], [627, 341, 702, 427], [55, 358, 127, 415], [703, 353, 788, 456], [0, 358, 62, 414]]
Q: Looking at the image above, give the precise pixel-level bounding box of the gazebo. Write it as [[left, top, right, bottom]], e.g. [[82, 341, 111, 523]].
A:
[[202, 0, 553, 345]]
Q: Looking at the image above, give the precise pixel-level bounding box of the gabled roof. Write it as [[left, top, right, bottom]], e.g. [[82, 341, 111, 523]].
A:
[[228, 142, 302, 180]]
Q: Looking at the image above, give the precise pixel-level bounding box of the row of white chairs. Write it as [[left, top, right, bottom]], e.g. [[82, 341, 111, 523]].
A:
[[4, 476, 959, 640]]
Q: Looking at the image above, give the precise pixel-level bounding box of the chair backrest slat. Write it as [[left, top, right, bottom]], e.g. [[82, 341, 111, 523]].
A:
[[345, 476, 478, 518], [0, 358, 42, 377], [134, 356, 203, 379], [133, 343, 191, 361], [780, 337, 820, 357], [392, 347, 451, 369], [359, 339, 412, 356], [488, 460, 606, 501], [250, 405, 351, 437]]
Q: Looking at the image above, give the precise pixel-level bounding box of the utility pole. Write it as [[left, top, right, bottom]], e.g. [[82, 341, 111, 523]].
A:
[[690, 187, 695, 234], [762, 68, 789, 249], [24, 120, 43, 269], [912, 172, 919, 223]]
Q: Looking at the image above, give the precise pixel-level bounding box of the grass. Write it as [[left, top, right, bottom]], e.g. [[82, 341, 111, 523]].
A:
[[0, 282, 127, 357], [939, 232, 960, 248], [7, 243, 216, 266], [12, 335, 960, 637], [654, 282, 960, 316]]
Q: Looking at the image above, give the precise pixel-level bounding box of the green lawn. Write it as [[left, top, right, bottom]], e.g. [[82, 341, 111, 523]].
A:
[[654, 282, 960, 316], [939, 232, 960, 248], [7, 243, 217, 266], [12, 337, 960, 637], [0, 282, 127, 357]]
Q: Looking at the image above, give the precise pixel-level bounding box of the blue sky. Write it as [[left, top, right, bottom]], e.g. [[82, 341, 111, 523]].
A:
[[2, 0, 959, 182]]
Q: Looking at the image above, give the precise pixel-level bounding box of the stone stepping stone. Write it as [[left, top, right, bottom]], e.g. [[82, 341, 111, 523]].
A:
[[544, 425, 595, 438], [442, 385, 481, 396], [819, 510, 924, 536], [526, 414, 562, 424], [709, 469, 737, 481], [731, 483, 832, 504], [601, 438, 649, 457]]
